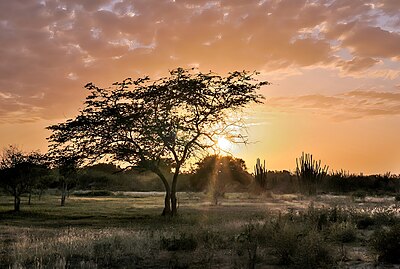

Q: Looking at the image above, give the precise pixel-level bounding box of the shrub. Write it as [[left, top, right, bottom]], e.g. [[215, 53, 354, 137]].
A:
[[395, 194, 400, 202], [356, 215, 375, 229], [160, 233, 198, 251], [352, 191, 367, 201], [236, 223, 262, 269], [292, 231, 335, 269], [270, 221, 303, 265], [329, 222, 357, 243], [370, 224, 400, 263]]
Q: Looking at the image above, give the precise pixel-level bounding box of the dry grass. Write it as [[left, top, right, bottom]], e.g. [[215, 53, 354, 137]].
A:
[[1, 192, 399, 268]]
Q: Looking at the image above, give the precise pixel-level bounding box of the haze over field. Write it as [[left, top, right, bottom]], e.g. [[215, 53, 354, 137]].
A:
[[0, 0, 399, 173]]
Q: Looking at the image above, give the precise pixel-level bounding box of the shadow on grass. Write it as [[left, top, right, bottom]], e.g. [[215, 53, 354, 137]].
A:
[[0, 209, 171, 228]]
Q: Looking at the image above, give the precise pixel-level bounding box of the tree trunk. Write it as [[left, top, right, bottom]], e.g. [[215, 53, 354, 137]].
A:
[[171, 165, 180, 216], [153, 167, 172, 217], [162, 191, 172, 216], [171, 192, 178, 216], [28, 191, 32, 205], [14, 196, 20, 212], [61, 182, 67, 206], [38, 189, 43, 201]]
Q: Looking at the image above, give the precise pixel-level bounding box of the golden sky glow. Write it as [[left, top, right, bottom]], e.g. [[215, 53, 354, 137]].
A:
[[0, 0, 399, 174]]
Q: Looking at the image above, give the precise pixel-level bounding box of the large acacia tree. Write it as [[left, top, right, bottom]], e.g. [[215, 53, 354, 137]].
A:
[[48, 68, 267, 216]]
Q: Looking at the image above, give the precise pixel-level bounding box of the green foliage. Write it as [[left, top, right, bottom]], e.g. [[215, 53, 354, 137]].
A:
[[370, 224, 400, 263]]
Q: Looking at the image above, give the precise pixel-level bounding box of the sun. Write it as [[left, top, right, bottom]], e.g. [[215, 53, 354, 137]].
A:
[[217, 136, 232, 152]]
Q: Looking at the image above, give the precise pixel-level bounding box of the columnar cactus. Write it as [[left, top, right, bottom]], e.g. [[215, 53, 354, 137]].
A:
[[296, 152, 328, 196], [254, 158, 267, 191]]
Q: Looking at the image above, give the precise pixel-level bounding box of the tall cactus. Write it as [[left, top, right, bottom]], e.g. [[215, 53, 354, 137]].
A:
[[296, 152, 328, 196], [254, 158, 267, 191]]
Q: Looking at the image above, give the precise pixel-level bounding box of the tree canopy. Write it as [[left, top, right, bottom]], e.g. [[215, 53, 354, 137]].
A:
[[47, 68, 267, 216], [0, 145, 47, 211], [190, 155, 253, 192]]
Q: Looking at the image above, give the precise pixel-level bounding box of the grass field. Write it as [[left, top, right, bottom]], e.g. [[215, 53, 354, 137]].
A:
[[1, 192, 399, 268]]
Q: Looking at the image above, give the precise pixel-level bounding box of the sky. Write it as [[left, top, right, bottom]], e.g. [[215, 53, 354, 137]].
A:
[[0, 0, 399, 174]]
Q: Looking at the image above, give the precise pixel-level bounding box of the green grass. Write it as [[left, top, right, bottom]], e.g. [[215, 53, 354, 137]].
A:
[[1, 192, 399, 268]]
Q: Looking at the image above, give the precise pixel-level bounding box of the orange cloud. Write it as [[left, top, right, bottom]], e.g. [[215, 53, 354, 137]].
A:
[[267, 89, 400, 120], [0, 0, 399, 123]]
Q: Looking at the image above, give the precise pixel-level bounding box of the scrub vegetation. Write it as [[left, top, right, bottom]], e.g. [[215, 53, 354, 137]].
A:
[[1, 69, 399, 268], [1, 191, 399, 268]]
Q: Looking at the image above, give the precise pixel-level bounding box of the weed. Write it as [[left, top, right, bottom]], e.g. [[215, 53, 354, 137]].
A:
[[292, 230, 335, 269], [270, 221, 303, 265], [356, 215, 375, 229], [370, 224, 400, 263], [329, 222, 357, 243], [160, 233, 198, 251], [236, 222, 262, 269], [352, 191, 367, 201]]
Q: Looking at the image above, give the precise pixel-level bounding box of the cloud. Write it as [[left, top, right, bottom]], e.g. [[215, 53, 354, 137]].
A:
[[0, 0, 399, 123], [341, 25, 400, 58], [337, 57, 379, 73], [0, 93, 44, 123], [266, 89, 400, 120]]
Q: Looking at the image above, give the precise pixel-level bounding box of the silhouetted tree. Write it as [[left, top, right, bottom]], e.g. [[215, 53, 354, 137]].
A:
[[191, 155, 252, 205], [57, 155, 78, 206], [0, 146, 47, 211], [190, 155, 252, 192], [47, 68, 267, 216]]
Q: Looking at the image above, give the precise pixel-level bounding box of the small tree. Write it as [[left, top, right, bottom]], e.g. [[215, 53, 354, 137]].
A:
[[0, 146, 47, 211], [190, 155, 252, 204], [57, 155, 78, 206], [296, 152, 328, 196], [48, 68, 267, 216]]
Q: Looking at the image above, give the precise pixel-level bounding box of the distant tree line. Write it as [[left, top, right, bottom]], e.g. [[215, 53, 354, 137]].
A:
[[1, 145, 399, 213], [0, 67, 399, 215]]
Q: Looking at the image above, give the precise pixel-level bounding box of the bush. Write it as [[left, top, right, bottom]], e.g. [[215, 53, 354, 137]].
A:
[[268, 220, 336, 268], [236, 223, 263, 269], [356, 215, 375, 229], [370, 224, 400, 263], [395, 194, 400, 202], [329, 222, 357, 243], [160, 233, 198, 251], [270, 221, 303, 265], [352, 190, 367, 201], [292, 231, 335, 269]]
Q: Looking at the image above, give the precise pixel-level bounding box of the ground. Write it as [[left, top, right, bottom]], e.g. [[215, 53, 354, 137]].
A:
[[1, 192, 399, 268]]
